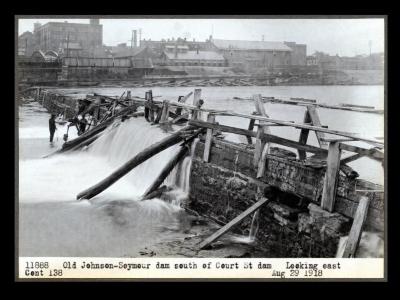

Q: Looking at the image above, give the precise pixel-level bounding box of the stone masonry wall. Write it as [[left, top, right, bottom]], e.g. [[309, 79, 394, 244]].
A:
[[187, 139, 384, 257]]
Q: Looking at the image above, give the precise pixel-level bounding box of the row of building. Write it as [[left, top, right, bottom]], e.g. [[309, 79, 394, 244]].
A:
[[18, 19, 309, 74], [18, 19, 383, 80]]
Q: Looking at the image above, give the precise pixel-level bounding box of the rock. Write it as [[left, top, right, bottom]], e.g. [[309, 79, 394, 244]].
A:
[[308, 203, 351, 234], [267, 201, 301, 220]]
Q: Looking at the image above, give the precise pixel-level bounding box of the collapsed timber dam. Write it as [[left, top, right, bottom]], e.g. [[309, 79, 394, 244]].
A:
[[18, 85, 384, 258]]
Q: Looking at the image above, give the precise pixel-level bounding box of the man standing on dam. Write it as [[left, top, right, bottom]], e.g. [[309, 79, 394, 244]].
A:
[[49, 114, 57, 143]]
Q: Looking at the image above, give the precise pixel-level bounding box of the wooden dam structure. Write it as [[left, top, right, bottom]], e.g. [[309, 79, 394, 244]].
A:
[[20, 86, 385, 258]]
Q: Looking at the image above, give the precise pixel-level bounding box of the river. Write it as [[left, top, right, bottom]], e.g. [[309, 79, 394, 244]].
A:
[[18, 85, 384, 257]]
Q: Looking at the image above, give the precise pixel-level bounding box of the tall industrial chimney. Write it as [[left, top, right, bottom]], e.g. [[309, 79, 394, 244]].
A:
[[133, 30, 137, 48]]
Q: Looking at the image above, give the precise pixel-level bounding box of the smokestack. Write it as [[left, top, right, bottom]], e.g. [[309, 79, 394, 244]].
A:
[[196, 45, 199, 54], [133, 30, 137, 47], [174, 43, 178, 58]]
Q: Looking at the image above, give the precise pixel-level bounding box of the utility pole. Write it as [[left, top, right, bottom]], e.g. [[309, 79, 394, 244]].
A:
[[139, 28, 142, 47], [369, 40, 372, 57], [66, 32, 70, 57]]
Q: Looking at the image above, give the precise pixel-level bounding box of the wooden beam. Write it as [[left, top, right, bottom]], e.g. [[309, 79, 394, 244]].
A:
[[160, 100, 170, 123], [253, 94, 271, 167], [257, 141, 270, 178], [246, 114, 256, 144], [188, 119, 328, 155], [307, 106, 328, 149], [76, 125, 195, 200], [192, 89, 202, 120], [321, 142, 341, 212], [339, 143, 384, 161], [215, 111, 383, 145], [198, 197, 270, 249], [340, 153, 365, 165], [342, 196, 371, 257], [142, 145, 189, 198], [203, 114, 215, 162]]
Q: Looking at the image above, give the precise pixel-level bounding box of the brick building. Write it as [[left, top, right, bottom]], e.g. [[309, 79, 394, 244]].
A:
[[210, 38, 293, 71], [31, 19, 103, 56], [18, 31, 35, 56], [160, 45, 226, 67], [283, 41, 307, 65]]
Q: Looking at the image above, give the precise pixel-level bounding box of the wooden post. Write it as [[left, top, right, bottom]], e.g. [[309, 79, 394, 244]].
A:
[[257, 136, 270, 178], [193, 88, 202, 106], [246, 118, 256, 144], [203, 113, 216, 162], [246, 111, 257, 144], [307, 106, 329, 149], [159, 100, 170, 123], [192, 89, 202, 120], [142, 145, 189, 198], [298, 107, 312, 160], [321, 142, 341, 212], [342, 196, 371, 257], [145, 90, 155, 122], [253, 94, 271, 168], [198, 197, 270, 249]]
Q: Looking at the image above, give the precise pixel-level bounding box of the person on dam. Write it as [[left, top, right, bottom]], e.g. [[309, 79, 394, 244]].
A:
[[79, 114, 88, 134], [49, 114, 57, 143]]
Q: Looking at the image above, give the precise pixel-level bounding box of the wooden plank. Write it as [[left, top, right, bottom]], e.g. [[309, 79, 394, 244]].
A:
[[246, 114, 256, 144], [257, 142, 270, 178], [339, 143, 384, 161], [298, 109, 312, 160], [160, 100, 170, 123], [120, 96, 382, 145], [188, 119, 328, 155], [142, 145, 189, 198], [321, 137, 355, 143], [342, 196, 371, 257], [321, 142, 341, 212], [215, 111, 383, 146], [203, 114, 215, 162], [253, 94, 271, 167], [307, 106, 328, 149], [181, 91, 193, 103], [340, 153, 365, 165], [198, 197, 270, 249], [192, 89, 202, 120]]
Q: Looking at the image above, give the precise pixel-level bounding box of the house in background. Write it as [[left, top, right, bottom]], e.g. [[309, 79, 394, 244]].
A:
[[18, 31, 35, 56], [210, 38, 293, 72], [160, 45, 227, 67]]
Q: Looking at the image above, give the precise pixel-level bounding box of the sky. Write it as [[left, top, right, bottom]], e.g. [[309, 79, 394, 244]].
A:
[[17, 17, 385, 57]]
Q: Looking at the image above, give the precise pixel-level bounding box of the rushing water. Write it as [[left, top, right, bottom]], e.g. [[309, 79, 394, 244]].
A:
[[18, 85, 384, 257]]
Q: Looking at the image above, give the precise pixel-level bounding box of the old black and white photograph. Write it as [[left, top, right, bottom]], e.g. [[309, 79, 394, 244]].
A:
[[16, 16, 385, 279]]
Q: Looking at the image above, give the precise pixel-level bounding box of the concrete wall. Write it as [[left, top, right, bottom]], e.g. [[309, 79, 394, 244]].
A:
[[187, 138, 384, 257]]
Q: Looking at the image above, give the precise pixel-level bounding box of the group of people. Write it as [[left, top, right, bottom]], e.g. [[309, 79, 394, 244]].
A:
[[48, 113, 91, 143]]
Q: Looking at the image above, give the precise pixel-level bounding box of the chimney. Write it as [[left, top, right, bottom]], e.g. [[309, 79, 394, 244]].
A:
[[133, 30, 137, 47], [174, 43, 178, 58]]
